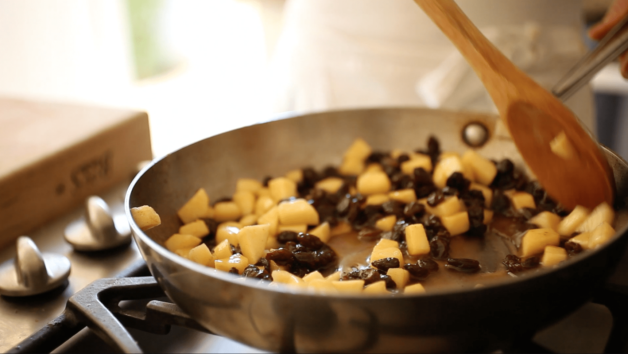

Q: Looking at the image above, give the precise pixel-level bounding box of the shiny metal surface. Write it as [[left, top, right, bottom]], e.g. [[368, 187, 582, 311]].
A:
[[462, 121, 489, 147], [0, 237, 71, 297], [64, 196, 131, 252], [126, 108, 628, 352], [553, 15, 628, 100]]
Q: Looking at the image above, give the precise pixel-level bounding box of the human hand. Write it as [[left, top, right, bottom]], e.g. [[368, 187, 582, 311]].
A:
[[588, 0, 628, 78]]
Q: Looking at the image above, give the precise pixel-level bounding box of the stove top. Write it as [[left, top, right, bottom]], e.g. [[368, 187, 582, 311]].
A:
[[1, 182, 627, 353]]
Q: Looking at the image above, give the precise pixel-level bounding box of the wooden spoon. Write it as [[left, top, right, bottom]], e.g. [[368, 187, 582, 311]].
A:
[[414, 0, 614, 210]]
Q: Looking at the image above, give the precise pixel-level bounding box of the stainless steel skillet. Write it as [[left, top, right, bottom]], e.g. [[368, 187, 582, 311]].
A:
[[125, 107, 628, 353]]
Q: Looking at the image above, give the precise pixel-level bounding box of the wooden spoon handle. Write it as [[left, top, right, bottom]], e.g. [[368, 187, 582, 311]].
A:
[[413, 0, 527, 115]]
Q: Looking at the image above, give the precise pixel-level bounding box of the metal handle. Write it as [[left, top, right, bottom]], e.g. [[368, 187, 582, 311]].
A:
[[553, 16, 628, 100]]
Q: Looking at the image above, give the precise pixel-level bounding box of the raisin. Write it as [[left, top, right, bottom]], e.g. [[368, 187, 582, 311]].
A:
[[371, 257, 400, 272], [417, 258, 439, 272], [502, 254, 523, 273], [297, 233, 324, 250], [430, 235, 450, 259], [461, 190, 485, 208], [359, 268, 382, 285], [442, 186, 458, 196], [201, 218, 219, 236], [266, 248, 294, 266], [446, 172, 470, 193], [521, 256, 540, 269], [255, 257, 270, 271], [404, 201, 426, 218], [397, 153, 410, 164], [492, 190, 511, 215], [380, 274, 397, 289], [426, 190, 445, 207], [366, 151, 387, 164], [404, 264, 430, 280], [262, 176, 272, 187], [322, 166, 340, 178], [277, 231, 299, 244], [228, 267, 240, 275], [293, 251, 318, 268], [496, 159, 514, 175], [445, 258, 481, 273], [382, 200, 406, 218], [242, 265, 271, 281]]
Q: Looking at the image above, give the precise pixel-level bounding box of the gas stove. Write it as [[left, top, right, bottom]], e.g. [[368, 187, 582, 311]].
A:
[[1, 181, 628, 353]]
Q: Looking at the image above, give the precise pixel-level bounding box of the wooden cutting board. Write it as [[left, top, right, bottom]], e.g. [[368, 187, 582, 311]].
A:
[[0, 97, 152, 249]]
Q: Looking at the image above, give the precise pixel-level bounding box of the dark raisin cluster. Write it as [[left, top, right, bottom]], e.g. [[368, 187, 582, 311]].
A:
[[501, 254, 540, 274], [341, 267, 396, 289], [264, 231, 338, 278]]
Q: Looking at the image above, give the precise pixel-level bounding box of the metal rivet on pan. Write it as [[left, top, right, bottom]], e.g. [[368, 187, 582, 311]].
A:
[[462, 122, 489, 147], [0, 236, 71, 297], [64, 196, 131, 251]]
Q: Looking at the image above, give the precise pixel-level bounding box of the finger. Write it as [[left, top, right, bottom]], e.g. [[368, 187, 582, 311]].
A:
[[588, 0, 628, 40]]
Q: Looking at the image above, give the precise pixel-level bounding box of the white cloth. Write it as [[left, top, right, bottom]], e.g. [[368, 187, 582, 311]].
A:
[[270, 0, 595, 133]]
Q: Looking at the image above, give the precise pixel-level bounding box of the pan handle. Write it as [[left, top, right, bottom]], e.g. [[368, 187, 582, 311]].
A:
[[552, 15, 628, 101]]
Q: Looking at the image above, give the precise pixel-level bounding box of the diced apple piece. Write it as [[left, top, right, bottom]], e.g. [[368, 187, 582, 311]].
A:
[[576, 202, 615, 233], [285, 169, 303, 183], [258, 206, 279, 236], [332, 280, 364, 294], [233, 190, 256, 216], [365, 163, 384, 173], [131, 205, 162, 231], [339, 157, 365, 176], [520, 228, 560, 257], [308, 222, 331, 243], [405, 224, 430, 256], [308, 279, 338, 293], [272, 270, 304, 285], [401, 154, 432, 174], [188, 244, 214, 267], [388, 189, 417, 204], [213, 239, 233, 260], [216, 222, 241, 246], [569, 232, 591, 249], [326, 271, 342, 281], [315, 177, 344, 193], [266, 235, 279, 249], [371, 247, 404, 266], [510, 192, 536, 210], [344, 138, 372, 160], [589, 222, 616, 249], [268, 177, 297, 202], [426, 196, 461, 217], [179, 219, 209, 238], [375, 215, 396, 232], [365, 194, 390, 205], [441, 211, 470, 236], [237, 224, 270, 264], [257, 187, 271, 198], [483, 209, 493, 224], [357, 171, 391, 195], [303, 271, 325, 283], [239, 214, 258, 226], [373, 239, 399, 252], [404, 283, 426, 294], [529, 211, 561, 232], [387, 268, 409, 289], [236, 178, 263, 194], [541, 246, 567, 267], [461, 150, 497, 186], [269, 260, 288, 272], [165, 233, 201, 252], [215, 254, 249, 274], [214, 201, 242, 222], [200, 205, 215, 219], [557, 206, 590, 236], [433, 155, 469, 188], [390, 149, 404, 159], [175, 248, 193, 258], [470, 183, 492, 208], [255, 195, 275, 216], [177, 188, 210, 224], [278, 198, 320, 225], [363, 281, 389, 295], [550, 131, 576, 160], [330, 222, 353, 236]]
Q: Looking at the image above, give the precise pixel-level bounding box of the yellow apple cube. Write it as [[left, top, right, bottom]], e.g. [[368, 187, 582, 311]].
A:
[[427, 196, 461, 217], [388, 189, 417, 204], [214, 201, 242, 222], [338, 157, 365, 176], [589, 222, 616, 249], [343, 138, 372, 160], [521, 228, 560, 257], [330, 222, 353, 236], [461, 150, 497, 186], [268, 177, 297, 202], [175, 248, 193, 258], [277, 198, 320, 225], [308, 279, 338, 294], [237, 224, 270, 264], [365, 194, 390, 205], [326, 271, 342, 281], [557, 206, 590, 236], [510, 192, 536, 210], [375, 215, 397, 232], [315, 177, 344, 193], [332, 280, 364, 294], [576, 202, 615, 233], [303, 271, 325, 283], [371, 247, 404, 266], [541, 246, 567, 267], [363, 281, 389, 295], [179, 219, 209, 238], [285, 169, 303, 183], [177, 188, 210, 224], [387, 268, 410, 289], [357, 171, 391, 195], [441, 211, 470, 236], [433, 155, 469, 188], [216, 222, 241, 246], [165, 233, 201, 252], [213, 239, 233, 260], [278, 224, 307, 233], [272, 270, 304, 285], [236, 178, 263, 194], [255, 195, 275, 216], [188, 244, 214, 267], [404, 283, 426, 294], [308, 222, 331, 243], [239, 214, 258, 226], [405, 224, 430, 256], [131, 205, 162, 231], [401, 154, 433, 174], [233, 190, 256, 216], [258, 206, 279, 236], [569, 232, 591, 249], [215, 254, 249, 274], [373, 239, 399, 252], [529, 211, 561, 232]]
